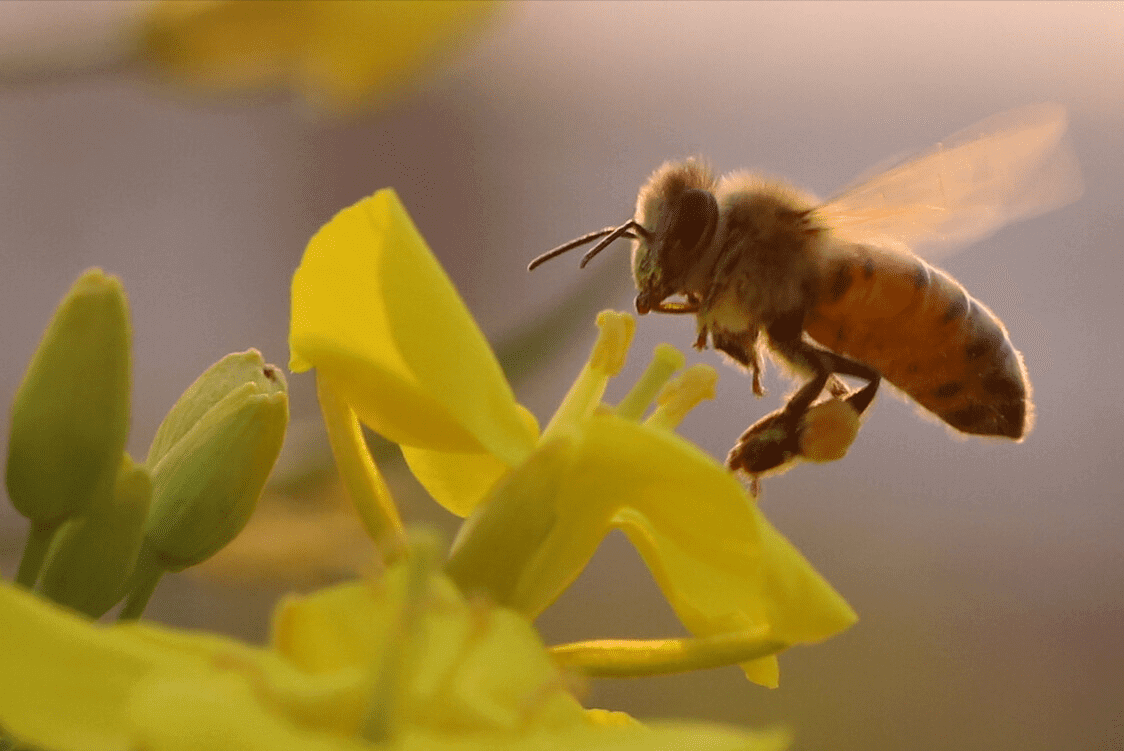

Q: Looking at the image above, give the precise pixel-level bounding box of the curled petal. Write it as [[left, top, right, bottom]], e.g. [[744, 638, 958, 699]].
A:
[[290, 190, 536, 465], [401, 405, 540, 517], [614, 506, 856, 688]]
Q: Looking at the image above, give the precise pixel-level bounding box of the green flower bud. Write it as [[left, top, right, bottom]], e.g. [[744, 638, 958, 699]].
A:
[[37, 454, 151, 618], [147, 349, 277, 468], [143, 350, 288, 572], [6, 269, 131, 528]]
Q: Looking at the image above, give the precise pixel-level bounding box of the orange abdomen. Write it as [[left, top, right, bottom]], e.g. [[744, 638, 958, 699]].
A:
[[804, 243, 1030, 438]]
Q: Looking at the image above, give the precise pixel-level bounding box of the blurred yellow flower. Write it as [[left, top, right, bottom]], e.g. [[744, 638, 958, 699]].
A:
[[140, 0, 499, 112], [289, 190, 856, 687], [0, 538, 790, 751]]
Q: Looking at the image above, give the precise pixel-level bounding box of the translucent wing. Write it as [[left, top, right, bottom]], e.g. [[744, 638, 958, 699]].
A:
[[820, 103, 1083, 258]]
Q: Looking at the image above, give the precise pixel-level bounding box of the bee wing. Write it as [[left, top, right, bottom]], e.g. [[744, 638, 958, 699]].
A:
[[820, 103, 1083, 258]]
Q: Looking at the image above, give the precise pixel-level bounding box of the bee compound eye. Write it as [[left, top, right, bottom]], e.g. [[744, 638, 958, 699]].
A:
[[668, 189, 719, 251], [659, 189, 719, 282]]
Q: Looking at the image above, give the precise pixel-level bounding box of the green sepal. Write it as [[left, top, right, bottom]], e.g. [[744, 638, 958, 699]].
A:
[[444, 436, 572, 606], [6, 269, 131, 528], [37, 454, 151, 618]]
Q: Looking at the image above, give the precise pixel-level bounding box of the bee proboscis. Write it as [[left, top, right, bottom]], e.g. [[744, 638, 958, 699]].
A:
[[529, 104, 1082, 478]]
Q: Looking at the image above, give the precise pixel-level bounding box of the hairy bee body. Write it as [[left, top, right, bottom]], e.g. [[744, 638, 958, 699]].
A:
[[531, 104, 1080, 475], [634, 166, 1028, 441]]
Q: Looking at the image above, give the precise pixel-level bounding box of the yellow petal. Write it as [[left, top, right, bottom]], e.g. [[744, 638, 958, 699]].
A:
[[272, 579, 396, 674], [614, 508, 856, 688], [400, 445, 511, 518], [0, 583, 172, 751], [141, 0, 498, 112], [290, 190, 535, 466], [597, 427, 857, 686], [397, 722, 791, 751], [0, 579, 371, 749], [126, 672, 365, 751], [271, 569, 588, 736], [293, 0, 499, 112]]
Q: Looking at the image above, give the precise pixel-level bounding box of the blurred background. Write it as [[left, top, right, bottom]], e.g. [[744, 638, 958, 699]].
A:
[[1, 2, 1121, 749]]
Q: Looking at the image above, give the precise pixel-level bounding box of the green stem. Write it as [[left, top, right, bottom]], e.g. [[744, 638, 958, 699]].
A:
[[16, 522, 57, 588], [117, 565, 164, 620], [361, 533, 438, 743]]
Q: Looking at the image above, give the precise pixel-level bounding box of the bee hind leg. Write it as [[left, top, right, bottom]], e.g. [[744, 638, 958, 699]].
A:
[[725, 352, 881, 477], [726, 317, 883, 477]]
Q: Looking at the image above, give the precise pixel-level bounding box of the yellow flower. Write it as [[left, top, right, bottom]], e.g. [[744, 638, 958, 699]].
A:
[[0, 537, 789, 751], [139, 0, 499, 112], [290, 190, 856, 688]]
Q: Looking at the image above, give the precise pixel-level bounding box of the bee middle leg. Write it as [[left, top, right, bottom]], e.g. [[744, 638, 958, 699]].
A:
[[765, 314, 881, 419], [781, 346, 881, 419]]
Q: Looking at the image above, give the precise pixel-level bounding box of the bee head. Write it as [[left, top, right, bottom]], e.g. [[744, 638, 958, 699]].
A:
[[527, 158, 718, 316], [632, 159, 719, 314]]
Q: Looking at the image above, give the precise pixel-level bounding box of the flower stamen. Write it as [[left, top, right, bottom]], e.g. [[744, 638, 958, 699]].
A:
[[549, 629, 786, 678], [614, 344, 686, 421], [543, 311, 635, 437], [644, 365, 718, 431]]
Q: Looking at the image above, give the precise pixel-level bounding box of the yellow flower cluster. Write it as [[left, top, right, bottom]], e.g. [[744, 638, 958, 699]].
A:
[[0, 533, 789, 750], [0, 187, 855, 749]]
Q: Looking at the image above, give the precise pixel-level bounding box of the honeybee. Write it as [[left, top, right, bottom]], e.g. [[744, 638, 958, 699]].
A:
[[529, 104, 1082, 478]]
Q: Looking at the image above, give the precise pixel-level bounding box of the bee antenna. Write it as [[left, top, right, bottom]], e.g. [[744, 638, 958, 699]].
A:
[[579, 220, 647, 268], [528, 220, 647, 272]]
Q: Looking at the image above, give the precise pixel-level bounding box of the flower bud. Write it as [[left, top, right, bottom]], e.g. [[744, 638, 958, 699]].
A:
[[147, 349, 278, 468], [6, 269, 131, 528], [37, 454, 151, 617], [142, 351, 288, 572]]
